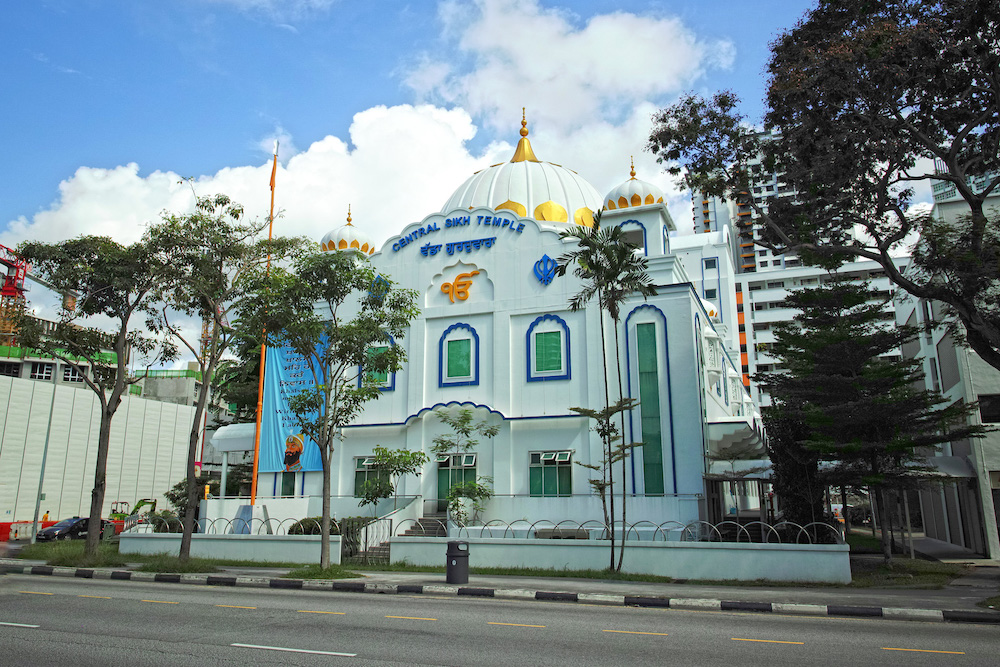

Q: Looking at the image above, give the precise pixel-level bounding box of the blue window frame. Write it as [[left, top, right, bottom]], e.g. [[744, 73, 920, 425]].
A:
[[439, 323, 479, 387], [526, 314, 571, 382], [357, 335, 397, 391]]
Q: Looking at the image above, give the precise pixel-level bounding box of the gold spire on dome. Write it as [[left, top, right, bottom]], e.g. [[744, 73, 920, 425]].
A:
[[511, 107, 540, 163], [346, 205, 352, 226], [630, 156, 636, 180]]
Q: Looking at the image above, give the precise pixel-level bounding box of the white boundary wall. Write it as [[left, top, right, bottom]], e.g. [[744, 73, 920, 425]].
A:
[[119, 533, 342, 565], [391, 537, 851, 584], [0, 376, 195, 522]]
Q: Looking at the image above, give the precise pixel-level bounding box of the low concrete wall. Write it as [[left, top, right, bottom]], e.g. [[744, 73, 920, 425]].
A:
[[119, 533, 342, 565], [391, 537, 851, 584]]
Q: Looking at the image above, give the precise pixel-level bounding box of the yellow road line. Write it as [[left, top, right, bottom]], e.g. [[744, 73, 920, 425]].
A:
[[141, 600, 179, 605], [78, 595, 111, 599], [386, 615, 437, 621], [603, 629, 669, 636], [731, 638, 804, 645], [297, 610, 345, 615], [217, 605, 257, 609], [488, 622, 546, 628], [882, 648, 965, 655], [18, 591, 53, 595]]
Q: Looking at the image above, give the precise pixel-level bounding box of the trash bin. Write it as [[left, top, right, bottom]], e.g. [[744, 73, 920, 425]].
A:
[[446, 540, 469, 584]]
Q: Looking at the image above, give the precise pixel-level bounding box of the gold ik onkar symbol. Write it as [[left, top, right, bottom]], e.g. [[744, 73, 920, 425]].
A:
[[441, 271, 480, 303]]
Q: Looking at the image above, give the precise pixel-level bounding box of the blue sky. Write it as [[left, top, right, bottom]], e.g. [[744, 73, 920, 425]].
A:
[[2, 0, 820, 248]]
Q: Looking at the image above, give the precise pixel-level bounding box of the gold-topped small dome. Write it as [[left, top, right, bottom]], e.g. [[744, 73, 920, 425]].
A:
[[604, 161, 665, 211], [321, 205, 375, 255]]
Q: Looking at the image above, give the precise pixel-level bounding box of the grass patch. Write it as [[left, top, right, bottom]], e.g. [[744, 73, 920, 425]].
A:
[[16, 540, 129, 568], [848, 557, 968, 588], [133, 555, 220, 573], [846, 531, 884, 554], [977, 595, 1000, 610], [17, 540, 311, 572], [283, 564, 361, 579]]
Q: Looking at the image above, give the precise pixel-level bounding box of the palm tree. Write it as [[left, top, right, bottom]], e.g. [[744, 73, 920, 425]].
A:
[[556, 212, 656, 570]]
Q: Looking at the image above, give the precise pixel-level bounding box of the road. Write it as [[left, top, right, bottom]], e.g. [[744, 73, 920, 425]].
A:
[[0, 574, 995, 666]]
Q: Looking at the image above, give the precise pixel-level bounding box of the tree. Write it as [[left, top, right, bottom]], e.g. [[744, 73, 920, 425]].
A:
[[358, 445, 430, 512], [647, 0, 1000, 371], [431, 407, 499, 455], [17, 237, 175, 558], [244, 249, 419, 568], [556, 215, 656, 571], [756, 279, 987, 561], [147, 193, 304, 562], [569, 398, 641, 567]]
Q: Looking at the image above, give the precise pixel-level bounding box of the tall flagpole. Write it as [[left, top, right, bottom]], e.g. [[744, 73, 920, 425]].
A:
[[250, 140, 278, 506]]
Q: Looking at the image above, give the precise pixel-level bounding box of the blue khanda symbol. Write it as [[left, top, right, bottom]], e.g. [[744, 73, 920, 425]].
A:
[[533, 254, 557, 286]]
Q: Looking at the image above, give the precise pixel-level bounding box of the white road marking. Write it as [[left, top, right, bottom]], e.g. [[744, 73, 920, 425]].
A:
[[0, 622, 40, 628], [231, 643, 356, 657]]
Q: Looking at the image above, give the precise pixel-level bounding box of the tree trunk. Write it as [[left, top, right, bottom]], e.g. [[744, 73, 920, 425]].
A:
[[597, 307, 615, 570], [84, 412, 113, 557], [613, 323, 627, 573], [320, 444, 332, 569], [180, 356, 216, 562], [875, 486, 893, 564]]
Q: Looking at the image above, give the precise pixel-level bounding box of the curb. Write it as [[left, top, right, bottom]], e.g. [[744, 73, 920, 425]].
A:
[[3, 562, 998, 625]]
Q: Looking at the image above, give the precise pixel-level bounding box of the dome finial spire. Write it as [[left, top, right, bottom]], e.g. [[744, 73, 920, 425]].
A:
[[347, 204, 353, 226], [511, 107, 540, 163], [630, 156, 636, 180]]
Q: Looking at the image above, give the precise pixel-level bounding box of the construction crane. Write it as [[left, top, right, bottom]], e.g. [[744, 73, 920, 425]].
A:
[[0, 243, 77, 348], [0, 243, 29, 348]]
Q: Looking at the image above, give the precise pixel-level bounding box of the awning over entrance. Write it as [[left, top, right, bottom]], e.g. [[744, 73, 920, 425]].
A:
[[706, 419, 766, 459], [916, 455, 977, 479], [210, 422, 257, 452]]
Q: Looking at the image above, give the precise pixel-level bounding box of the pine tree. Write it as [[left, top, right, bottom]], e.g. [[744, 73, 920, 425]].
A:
[[757, 279, 986, 561]]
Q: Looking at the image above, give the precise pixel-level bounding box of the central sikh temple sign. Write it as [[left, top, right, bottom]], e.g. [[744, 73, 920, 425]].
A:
[[391, 214, 527, 254]]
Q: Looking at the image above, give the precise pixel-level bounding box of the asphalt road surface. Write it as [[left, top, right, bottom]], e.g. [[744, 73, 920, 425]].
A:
[[1, 574, 995, 666]]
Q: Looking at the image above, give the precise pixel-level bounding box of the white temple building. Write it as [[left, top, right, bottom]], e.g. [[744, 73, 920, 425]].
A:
[[217, 118, 765, 528]]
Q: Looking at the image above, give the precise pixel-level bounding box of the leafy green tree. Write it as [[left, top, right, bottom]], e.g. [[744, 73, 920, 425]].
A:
[[147, 193, 305, 562], [647, 0, 1000, 371], [757, 279, 987, 561], [242, 249, 419, 568], [556, 214, 655, 571], [357, 445, 430, 511], [17, 237, 176, 557], [431, 408, 499, 455]]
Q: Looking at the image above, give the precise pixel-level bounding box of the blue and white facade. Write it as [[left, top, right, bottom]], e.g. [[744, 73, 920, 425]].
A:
[[249, 128, 763, 526]]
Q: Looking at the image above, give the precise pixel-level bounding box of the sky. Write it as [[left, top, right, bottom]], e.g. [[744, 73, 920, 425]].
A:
[[2, 0, 829, 255]]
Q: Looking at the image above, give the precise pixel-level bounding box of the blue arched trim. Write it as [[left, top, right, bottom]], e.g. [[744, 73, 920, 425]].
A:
[[357, 333, 397, 392], [617, 219, 647, 256], [438, 322, 479, 387], [623, 303, 676, 495], [525, 313, 571, 382]]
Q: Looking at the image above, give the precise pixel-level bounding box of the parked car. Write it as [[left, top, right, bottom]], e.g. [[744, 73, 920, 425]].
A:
[[35, 517, 114, 542]]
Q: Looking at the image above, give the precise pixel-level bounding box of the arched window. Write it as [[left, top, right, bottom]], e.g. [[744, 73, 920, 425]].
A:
[[526, 314, 571, 382], [439, 323, 479, 387], [359, 334, 397, 391]]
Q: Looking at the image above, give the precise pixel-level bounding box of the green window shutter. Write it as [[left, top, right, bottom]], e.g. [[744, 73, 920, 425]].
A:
[[542, 466, 557, 496], [534, 331, 562, 372], [529, 467, 542, 496], [557, 465, 572, 496], [367, 345, 389, 384], [637, 323, 664, 495], [447, 339, 471, 378]]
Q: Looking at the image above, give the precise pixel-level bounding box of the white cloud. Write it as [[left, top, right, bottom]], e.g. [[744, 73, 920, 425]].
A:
[[2, 105, 500, 251], [405, 0, 734, 133]]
